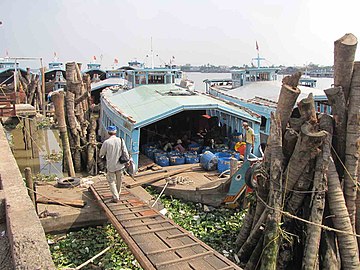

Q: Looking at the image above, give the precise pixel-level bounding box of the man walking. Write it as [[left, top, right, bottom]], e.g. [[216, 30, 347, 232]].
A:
[[99, 126, 130, 203], [242, 122, 255, 161]]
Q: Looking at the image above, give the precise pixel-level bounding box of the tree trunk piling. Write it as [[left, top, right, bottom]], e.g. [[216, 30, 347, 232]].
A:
[[334, 33, 358, 103], [344, 61, 360, 231], [235, 33, 360, 268], [277, 72, 302, 134], [48, 62, 99, 175]]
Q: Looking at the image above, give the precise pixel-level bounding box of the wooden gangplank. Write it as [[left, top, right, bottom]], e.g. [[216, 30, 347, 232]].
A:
[[91, 180, 242, 270]]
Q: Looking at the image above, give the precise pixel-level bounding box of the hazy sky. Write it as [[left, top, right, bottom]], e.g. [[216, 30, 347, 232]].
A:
[[1, 0, 360, 69]]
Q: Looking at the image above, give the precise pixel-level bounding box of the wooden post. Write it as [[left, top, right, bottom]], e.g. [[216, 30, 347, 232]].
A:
[[276, 72, 301, 134], [24, 167, 35, 205], [260, 112, 283, 269], [344, 61, 360, 231], [23, 118, 31, 150], [51, 91, 76, 177], [324, 86, 347, 178], [334, 33, 358, 102], [29, 116, 39, 158], [41, 67, 46, 116]]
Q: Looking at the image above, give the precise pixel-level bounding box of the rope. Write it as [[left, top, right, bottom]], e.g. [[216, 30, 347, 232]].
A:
[[330, 144, 359, 191], [151, 181, 169, 207], [255, 192, 360, 238]]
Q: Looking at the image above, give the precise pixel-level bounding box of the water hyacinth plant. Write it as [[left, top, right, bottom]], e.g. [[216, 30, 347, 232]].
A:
[[48, 189, 246, 269]]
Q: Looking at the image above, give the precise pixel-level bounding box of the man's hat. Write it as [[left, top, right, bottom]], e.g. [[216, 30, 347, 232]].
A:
[[107, 125, 117, 132]]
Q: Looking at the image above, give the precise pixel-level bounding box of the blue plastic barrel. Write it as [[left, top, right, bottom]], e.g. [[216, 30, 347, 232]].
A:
[[215, 152, 231, 159], [188, 143, 201, 153], [145, 146, 156, 159], [232, 152, 240, 160], [185, 154, 199, 164], [154, 150, 166, 160], [167, 150, 181, 157], [200, 151, 218, 171], [156, 156, 170, 167], [217, 157, 231, 173], [169, 155, 186, 165]]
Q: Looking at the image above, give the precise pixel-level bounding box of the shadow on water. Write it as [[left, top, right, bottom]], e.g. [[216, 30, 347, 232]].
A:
[[5, 125, 64, 178]]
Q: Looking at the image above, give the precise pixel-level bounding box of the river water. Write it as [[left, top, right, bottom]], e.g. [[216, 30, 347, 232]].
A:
[[6, 125, 63, 177]]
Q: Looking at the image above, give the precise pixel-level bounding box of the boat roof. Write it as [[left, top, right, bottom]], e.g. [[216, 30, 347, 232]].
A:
[[102, 83, 261, 129], [223, 80, 325, 102], [83, 68, 106, 74], [91, 78, 127, 91]]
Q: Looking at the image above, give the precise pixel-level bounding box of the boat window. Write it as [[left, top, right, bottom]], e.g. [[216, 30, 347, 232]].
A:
[[260, 116, 267, 131]]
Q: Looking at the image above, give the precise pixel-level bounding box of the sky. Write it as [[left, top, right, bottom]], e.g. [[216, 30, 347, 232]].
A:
[[1, 0, 360, 69]]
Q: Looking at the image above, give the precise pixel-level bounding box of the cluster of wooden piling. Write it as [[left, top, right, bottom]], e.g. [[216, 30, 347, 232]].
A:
[[51, 62, 99, 176], [235, 33, 360, 269]]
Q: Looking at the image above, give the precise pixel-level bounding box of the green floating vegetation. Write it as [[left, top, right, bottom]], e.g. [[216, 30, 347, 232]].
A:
[[150, 189, 247, 261], [48, 189, 246, 269], [48, 224, 141, 270], [37, 117, 53, 129]]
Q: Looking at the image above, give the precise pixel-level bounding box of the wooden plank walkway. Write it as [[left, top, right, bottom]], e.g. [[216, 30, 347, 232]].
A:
[[90, 180, 242, 270]]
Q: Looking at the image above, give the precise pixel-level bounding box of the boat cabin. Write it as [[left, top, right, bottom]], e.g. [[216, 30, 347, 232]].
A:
[[299, 77, 317, 88], [83, 63, 106, 81], [0, 59, 27, 84], [203, 79, 233, 93], [126, 67, 183, 89], [45, 61, 66, 92], [100, 84, 261, 169], [207, 79, 326, 143], [314, 94, 331, 114]]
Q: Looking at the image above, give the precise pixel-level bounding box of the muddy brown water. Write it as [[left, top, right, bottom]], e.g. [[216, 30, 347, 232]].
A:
[[5, 126, 64, 178]]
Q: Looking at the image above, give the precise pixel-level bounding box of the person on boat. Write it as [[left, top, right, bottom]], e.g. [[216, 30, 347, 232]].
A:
[[242, 122, 255, 161], [99, 126, 130, 203], [174, 139, 185, 153], [163, 140, 173, 152]]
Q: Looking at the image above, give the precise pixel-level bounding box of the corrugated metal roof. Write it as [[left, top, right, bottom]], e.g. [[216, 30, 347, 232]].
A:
[[221, 81, 325, 102], [102, 84, 260, 128]]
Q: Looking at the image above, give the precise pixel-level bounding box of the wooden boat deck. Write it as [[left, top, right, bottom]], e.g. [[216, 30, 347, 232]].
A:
[[125, 159, 233, 206], [90, 180, 241, 270]]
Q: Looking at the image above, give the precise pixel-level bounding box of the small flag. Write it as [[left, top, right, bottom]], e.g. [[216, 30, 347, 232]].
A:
[[114, 58, 119, 64], [256, 41, 259, 51], [93, 55, 97, 61]]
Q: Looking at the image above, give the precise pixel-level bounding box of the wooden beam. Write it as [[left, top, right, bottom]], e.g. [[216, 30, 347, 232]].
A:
[[126, 165, 197, 188], [120, 214, 160, 222], [130, 226, 175, 236], [155, 251, 213, 268], [36, 197, 86, 208], [147, 242, 200, 255], [124, 220, 169, 229]]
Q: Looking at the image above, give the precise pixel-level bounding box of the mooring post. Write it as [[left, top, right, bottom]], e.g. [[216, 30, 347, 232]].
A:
[[29, 116, 39, 158], [24, 167, 35, 206], [41, 67, 46, 116]]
